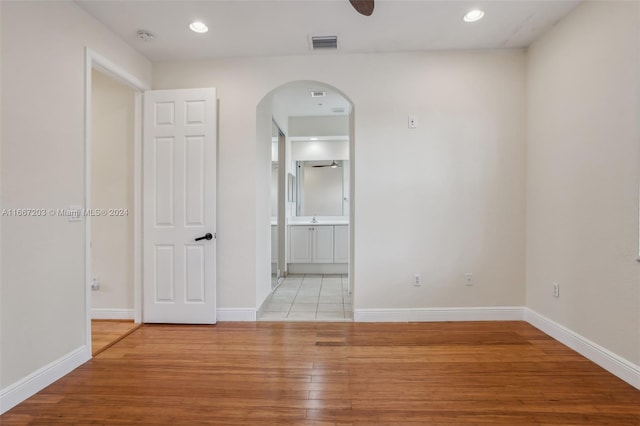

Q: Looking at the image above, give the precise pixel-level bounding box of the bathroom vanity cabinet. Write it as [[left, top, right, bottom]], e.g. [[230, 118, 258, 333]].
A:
[[289, 224, 348, 264], [333, 225, 349, 263]]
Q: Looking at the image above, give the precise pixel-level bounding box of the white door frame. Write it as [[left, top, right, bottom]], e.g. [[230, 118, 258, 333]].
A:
[[83, 48, 150, 354]]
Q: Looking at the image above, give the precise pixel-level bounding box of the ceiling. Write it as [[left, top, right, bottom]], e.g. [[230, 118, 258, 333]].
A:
[[75, 0, 581, 63]]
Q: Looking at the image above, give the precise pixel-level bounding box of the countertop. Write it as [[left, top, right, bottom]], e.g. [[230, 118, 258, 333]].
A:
[[271, 217, 349, 226], [288, 216, 349, 226]]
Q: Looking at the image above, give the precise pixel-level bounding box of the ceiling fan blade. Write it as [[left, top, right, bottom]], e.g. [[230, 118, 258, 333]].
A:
[[312, 161, 341, 168], [349, 0, 374, 16]]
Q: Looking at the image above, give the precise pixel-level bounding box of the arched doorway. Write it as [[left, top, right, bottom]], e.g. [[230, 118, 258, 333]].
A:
[[256, 81, 355, 321]]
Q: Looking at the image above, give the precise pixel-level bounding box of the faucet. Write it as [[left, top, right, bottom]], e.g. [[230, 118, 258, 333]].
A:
[[311, 216, 318, 223]]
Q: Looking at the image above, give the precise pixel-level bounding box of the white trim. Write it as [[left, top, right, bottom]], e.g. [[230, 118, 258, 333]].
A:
[[288, 263, 348, 275], [354, 306, 525, 322], [0, 346, 90, 415], [84, 47, 93, 360], [217, 308, 257, 321], [91, 308, 136, 320], [84, 47, 147, 357], [133, 91, 143, 324], [353, 306, 640, 390], [524, 308, 640, 391], [88, 49, 150, 92], [257, 290, 274, 318]]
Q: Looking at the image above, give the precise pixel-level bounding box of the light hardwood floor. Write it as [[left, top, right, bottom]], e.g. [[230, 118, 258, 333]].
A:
[[3, 321, 639, 424], [91, 320, 141, 356]]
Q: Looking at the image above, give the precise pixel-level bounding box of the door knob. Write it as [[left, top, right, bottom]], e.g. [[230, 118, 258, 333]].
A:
[[195, 233, 213, 241]]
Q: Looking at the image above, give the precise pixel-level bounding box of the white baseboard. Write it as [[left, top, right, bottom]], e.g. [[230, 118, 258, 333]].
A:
[[217, 308, 257, 321], [354, 306, 640, 391], [354, 306, 525, 322], [524, 308, 640, 391], [0, 345, 90, 415], [257, 291, 274, 318], [288, 264, 348, 274], [91, 308, 135, 320]]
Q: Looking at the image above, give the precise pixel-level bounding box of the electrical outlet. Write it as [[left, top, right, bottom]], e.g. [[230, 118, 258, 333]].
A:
[[413, 274, 421, 286], [552, 282, 560, 298], [91, 278, 100, 291], [465, 273, 473, 286]]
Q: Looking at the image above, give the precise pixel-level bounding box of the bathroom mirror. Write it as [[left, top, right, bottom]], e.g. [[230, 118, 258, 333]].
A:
[[296, 160, 347, 216]]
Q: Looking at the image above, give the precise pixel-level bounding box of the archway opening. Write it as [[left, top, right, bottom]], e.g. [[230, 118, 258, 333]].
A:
[[256, 80, 355, 321]]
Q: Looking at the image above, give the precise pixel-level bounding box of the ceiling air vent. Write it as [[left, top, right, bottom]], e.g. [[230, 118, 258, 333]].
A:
[[331, 107, 346, 113], [311, 36, 338, 50]]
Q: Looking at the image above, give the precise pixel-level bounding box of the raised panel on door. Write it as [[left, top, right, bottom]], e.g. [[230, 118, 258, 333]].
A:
[[154, 245, 175, 301], [312, 226, 334, 263], [143, 88, 216, 324], [154, 137, 175, 226], [289, 226, 312, 263], [333, 225, 349, 263], [185, 136, 205, 226], [184, 244, 205, 302]]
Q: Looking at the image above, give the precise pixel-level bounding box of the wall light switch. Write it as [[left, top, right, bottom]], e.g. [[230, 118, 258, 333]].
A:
[[69, 205, 82, 222], [408, 115, 417, 129]]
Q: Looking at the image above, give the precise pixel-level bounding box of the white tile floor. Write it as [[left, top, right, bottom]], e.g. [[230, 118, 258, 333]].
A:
[[258, 274, 353, 322]]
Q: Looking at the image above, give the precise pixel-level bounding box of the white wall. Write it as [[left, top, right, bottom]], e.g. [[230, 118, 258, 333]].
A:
[[291, 140, 349, 161], [255, 95, 274, 309], [90, 70, 135, 314], [1, 0, 151, 391], [153, 49, 527, 313], [526, 1, 640, 365], [289, 115, 349, 137]]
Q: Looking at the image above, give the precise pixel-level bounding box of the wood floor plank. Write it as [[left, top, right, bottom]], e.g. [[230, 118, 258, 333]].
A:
[[91, 320, 141, 356], [2, 321, 639, 425]]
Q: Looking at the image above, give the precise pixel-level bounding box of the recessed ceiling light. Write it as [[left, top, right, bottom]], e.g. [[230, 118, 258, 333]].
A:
[[463, 9, 485, 23], [189, 21, 208, 33], [309, 137, 319, 141]]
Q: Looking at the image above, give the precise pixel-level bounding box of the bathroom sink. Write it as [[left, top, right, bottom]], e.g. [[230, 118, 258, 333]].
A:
[[289, 217, 349, 226]]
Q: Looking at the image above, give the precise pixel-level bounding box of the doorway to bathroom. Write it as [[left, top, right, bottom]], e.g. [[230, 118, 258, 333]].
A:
[[258, 81, 354, 322]]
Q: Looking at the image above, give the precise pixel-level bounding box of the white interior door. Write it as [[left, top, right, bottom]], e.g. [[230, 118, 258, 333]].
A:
[[143, 88, 216, 324]]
